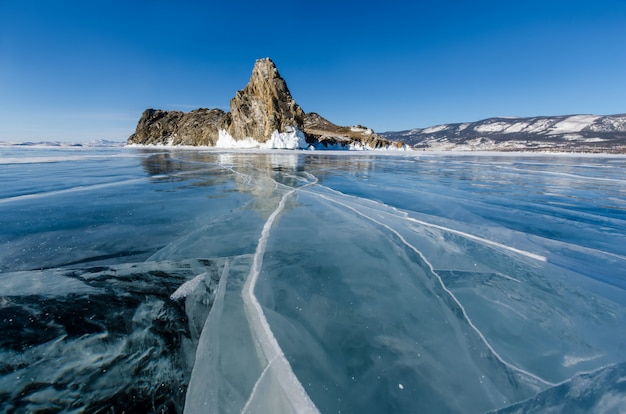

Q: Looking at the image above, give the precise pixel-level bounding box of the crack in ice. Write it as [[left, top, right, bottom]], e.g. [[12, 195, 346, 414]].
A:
[[404, 216, 547, 262], [241, 173, 320, 413], [310, 189, 556, 388], [0, 178, 149, 204], [315, 185, 547, 262]]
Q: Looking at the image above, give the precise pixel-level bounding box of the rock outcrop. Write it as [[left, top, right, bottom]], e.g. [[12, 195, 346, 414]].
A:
[[226, 58, 306, 142], [129, 108, 228, 146], [304, 112, 404, 150], [128, 58, 405, 150]]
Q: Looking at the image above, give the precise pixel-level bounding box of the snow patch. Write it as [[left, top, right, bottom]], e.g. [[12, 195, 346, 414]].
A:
[[526, 119, 555, 133], [548, 115, 600, 134], [474, 122, 510, 133], [350, 126, 374, 135], [504, 122, 531, 133], [422, 125, 449, 134]]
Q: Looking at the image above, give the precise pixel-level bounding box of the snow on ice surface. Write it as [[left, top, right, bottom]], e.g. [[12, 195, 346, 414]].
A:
[[1, 147, 626, 413]]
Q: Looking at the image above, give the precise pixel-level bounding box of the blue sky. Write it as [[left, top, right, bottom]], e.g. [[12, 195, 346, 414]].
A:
[[1, 0, 625, 142]]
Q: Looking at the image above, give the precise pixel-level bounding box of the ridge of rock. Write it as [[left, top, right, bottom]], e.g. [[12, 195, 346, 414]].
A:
[[129, 108, 228, 146], [128, 58, 404, 150], [303, 112, 402, 150]]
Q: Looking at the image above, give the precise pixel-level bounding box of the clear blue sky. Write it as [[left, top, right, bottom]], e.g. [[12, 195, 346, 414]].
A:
[[1, 0, 625, 142]]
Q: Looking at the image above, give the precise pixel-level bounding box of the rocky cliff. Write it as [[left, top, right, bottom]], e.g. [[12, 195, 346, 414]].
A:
[[129, 108, 227, 146], [128, 58, 404, 150]]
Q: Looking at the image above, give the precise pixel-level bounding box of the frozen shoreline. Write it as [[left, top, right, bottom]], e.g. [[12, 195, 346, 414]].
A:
[[3, 140, 625, 156], [126, 144, 626, 158]]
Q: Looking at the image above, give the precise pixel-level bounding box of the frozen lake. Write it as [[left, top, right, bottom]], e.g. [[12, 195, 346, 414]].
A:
[[1, 146, 625, 413]]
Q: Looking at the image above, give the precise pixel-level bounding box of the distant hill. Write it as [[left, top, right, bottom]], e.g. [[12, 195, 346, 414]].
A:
[[381, 114, 626, 153]]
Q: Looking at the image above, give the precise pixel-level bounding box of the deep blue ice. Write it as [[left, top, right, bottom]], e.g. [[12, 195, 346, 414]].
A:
[[1, 145, 625, 413]]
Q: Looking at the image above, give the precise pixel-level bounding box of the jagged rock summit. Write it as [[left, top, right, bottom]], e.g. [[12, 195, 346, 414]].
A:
[[128, 58, 404, 150], [227, 58, 305, 141]]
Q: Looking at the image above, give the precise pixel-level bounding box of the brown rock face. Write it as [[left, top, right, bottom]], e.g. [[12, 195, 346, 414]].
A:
[[303, 112, 403, 149], [227, 58, 306, 142], [128, 108, 227, 146]]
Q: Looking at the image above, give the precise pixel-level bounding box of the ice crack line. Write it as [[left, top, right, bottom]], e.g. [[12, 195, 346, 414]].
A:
[[241, 174, 319, 413], [0, 178, 149, 204], [312, 190, 556, 387], [311, 185, 546, 262], [404, 216, 547, 262]]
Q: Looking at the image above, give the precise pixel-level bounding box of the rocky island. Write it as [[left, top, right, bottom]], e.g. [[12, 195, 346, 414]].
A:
[[128, 58, 405, 150]]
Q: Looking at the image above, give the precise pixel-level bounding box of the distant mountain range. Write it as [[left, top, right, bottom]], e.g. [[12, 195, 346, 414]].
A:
[[381, 114, 626, 153], [0, 140, 125, 147]]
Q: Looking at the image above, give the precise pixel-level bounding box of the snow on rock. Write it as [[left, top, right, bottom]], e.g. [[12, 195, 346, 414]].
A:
[[266, 126, 310, 149], [350, 126, 374, 135], [215, 127, 310, 150], [215, 130, 261, 149]]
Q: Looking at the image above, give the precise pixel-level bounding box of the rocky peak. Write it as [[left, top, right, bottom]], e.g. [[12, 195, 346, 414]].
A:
[[227, 58, 306, 142], [128, 58, 406, 150]]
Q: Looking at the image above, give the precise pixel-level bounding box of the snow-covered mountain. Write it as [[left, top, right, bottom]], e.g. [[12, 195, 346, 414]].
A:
[[0, 140, 126, 148], [381, 114, 626, 153]]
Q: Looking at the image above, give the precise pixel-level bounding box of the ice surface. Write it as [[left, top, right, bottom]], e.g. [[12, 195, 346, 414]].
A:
[[1, 147, 626, 413], [0, 259, 220, 413]]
